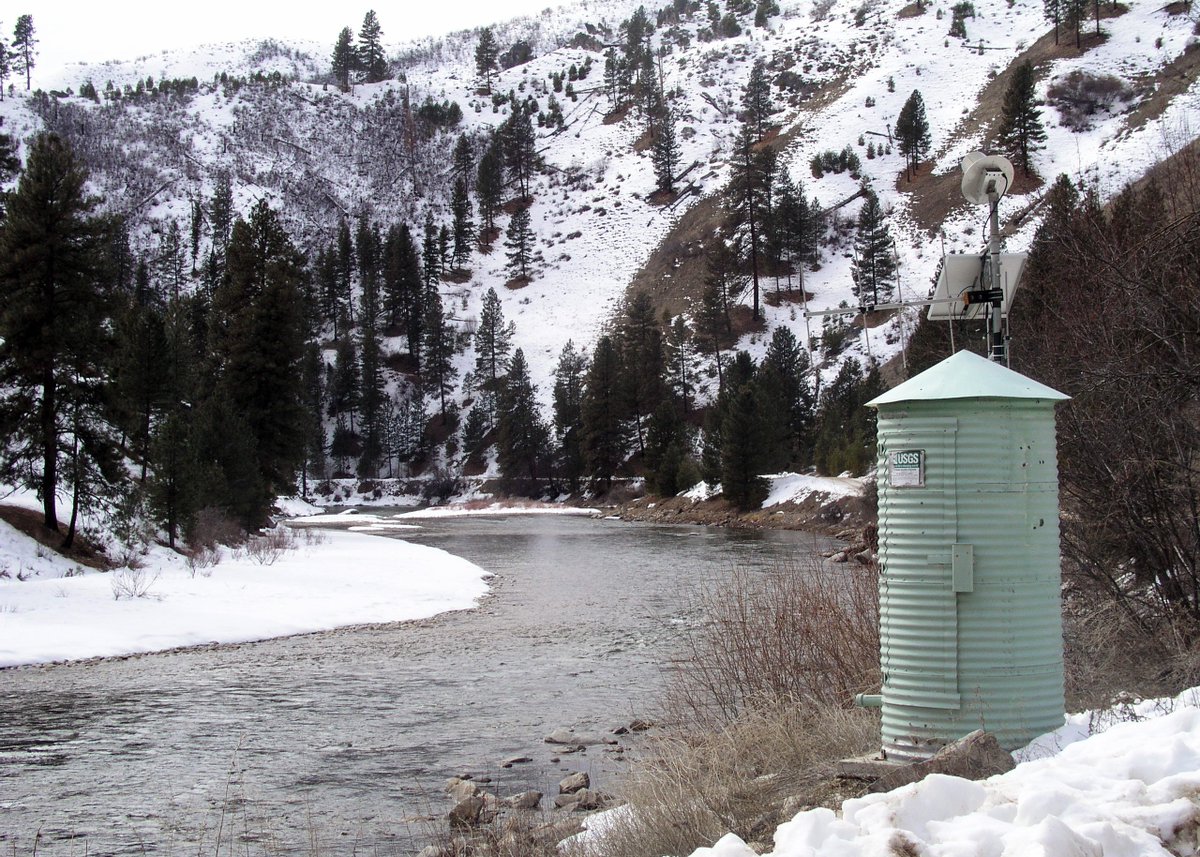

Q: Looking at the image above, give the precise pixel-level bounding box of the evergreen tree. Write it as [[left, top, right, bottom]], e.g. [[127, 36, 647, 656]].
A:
[[474, 287, 514, 390], [327, 336, 360, 429], [358, 11, 388, 83], [331, 27, 357, 90], [208, 169, 234, 272], [112, 289, 171, 481], [1044, 0, 1063, 44], [383, 222, 424, 355], [496, 348, 549, 489], [727, 124, 774, 320], [503, 110, 538, 201], [0, 41, 10, 101], [421, 212, 441, 290], [617, 292, 666, 456], [452, 134, 475, 194], [336, 219, 355, 327], [475, 27, 499, 94], [851, 189, 896, 304], [720, 374, 770, 510], [358, 243, 385, 477], [812, 357, 884, 476], [742, 59, 773, 140], [651, 101, 681, 194], [451, 178, 474, 269], [212, 200, 308, 521], [0, 134, 119, 537], [759, 325, 816, 469], [476, 135, 505, 239], [11, 15, 35, 91], [504, 206, 535, 282], [644, 399, 692, 497], [552, 340, 589, 491], [299, 343, 326, 497], [421, 286, 458, 416], [581, 336, 627, 488], [894, 89, 932, 181], [997, 61, 1047, 175], [663, 314, 693, 413]]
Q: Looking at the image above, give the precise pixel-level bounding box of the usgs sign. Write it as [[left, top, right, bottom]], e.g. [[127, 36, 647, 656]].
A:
[[889, 449, 925, 488]]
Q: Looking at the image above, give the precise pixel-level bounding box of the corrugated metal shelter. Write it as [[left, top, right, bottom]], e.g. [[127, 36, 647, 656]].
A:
[[864, 350, 1069, 760]]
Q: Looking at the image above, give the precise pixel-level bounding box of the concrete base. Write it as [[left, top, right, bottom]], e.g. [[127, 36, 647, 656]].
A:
[[836, 754, 908, 781]]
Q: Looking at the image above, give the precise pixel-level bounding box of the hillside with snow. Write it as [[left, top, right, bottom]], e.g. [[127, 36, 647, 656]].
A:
[[5, 0, 1198, 471]]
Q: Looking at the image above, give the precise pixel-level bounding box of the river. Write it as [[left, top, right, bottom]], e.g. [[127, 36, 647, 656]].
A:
[[0, 514, 830, 855]]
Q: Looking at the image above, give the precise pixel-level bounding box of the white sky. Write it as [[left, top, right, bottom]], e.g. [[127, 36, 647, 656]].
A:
[[28, 1, 560, 86]]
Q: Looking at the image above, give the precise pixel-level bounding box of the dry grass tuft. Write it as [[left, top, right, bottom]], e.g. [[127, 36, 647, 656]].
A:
[[666, 554, 880, 728], [579, 704, 878, 857]]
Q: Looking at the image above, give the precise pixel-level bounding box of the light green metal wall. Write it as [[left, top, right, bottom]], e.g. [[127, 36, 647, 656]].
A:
[[874, 397, 1064, 759]]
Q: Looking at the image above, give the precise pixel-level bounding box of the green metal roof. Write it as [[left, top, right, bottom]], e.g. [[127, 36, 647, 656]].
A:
[[868, 350, 1069, 407]]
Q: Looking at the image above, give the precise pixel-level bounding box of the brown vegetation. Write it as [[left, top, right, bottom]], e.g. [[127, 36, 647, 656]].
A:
[[0, 504, 112, 569]]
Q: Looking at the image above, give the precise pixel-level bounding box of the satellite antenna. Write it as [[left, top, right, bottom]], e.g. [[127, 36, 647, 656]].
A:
[[805, 151, 1026, 366]]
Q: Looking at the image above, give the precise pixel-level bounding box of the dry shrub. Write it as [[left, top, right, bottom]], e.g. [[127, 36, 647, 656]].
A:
[[1046, 69, 1131, 130], [239, 526, 298, 566], [188, 508, 246, 550], [1063, 574, 1200, 711], [577, 704, 879, 857], [667, 555, 880, 727]]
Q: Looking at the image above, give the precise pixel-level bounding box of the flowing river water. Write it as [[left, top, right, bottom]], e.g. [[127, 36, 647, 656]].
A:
[[0, 514, 831, 855]]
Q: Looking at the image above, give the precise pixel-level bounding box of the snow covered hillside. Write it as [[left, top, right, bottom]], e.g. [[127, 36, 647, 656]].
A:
[[4, 0, 1196, 441]]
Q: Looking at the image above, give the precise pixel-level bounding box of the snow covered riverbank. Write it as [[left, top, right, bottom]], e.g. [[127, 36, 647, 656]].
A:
[[0, 515, 491, 668]]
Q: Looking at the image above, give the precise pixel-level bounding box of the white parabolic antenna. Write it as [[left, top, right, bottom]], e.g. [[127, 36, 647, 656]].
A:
[[960, 151, 1015, 205]]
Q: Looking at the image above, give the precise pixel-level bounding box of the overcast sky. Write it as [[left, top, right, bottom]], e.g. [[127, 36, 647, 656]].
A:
[[28, 1, 560, 86]]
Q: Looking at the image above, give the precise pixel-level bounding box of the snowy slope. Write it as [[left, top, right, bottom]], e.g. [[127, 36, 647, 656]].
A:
[[11, 0, 1200, 411]]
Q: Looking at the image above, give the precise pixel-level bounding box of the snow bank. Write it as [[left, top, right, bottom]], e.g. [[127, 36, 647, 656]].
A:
[[0, 528, 490, 667], [681, 689, 1200, 857], [761, 473, 864, 507]]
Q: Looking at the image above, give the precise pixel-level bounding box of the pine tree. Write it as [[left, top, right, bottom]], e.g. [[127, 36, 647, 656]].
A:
[[0, 40, 11, 101], [851, 189, 896, 304], [421, 286, 458, 417], [475, 27, 499, 94], [721, 374, 770, 509], [11, 15, 35, 91], [383, 222, 423, 355], [496, 348, 549, 489], [331, 27, 356, 91], [358, 241, 385, 477], [759, 325, 816, 468], [146, 300, 201, 548], [328, 336, 360, 431], [421, 212, 441, 290], [651, 101, 681, 194], [552, 340, 589, 491], [742, 59, 773, 140], [299, 344, 326, 497], [1044, 0, 1063, 44], [476, 135, 505, 239], [451, 178, 475, 269], [208, 169, 234, 271], [474, 287, 514, 390], [728, 125, 774, 321], [894, 89, 932, 181], [505, 206, 535, 282], [358, 11, 388, 83], [617, 292, 666, 456], [453, 134, 475, 194], [644, 399, 691, 497], [663, 315, 693, 413], [580, 336, 627, 489], [813, 357, 883, 476], [997, 61, 1047, 175], [503, 110, 538, 201], [336, 219, 355, 327], [212, 200, 307, 520], [0, 134, 119, 537]]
